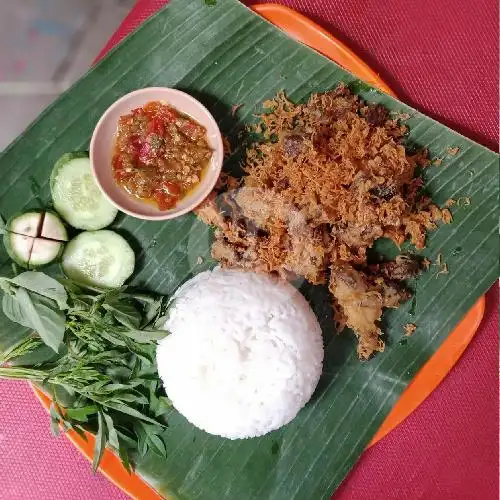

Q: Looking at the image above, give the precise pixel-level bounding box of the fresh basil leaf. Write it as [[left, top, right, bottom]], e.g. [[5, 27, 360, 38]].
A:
[[103, 300, 141, 329], [135, 424, 149, 457], [69, 295, 93, 312], [93, 411, 107, 472], [66, 405, 99, 422], [12, 288, 65, 352], [120, 328, 169, 343], [101, 310, 115, 325], [2, 294, 31, 329], [11, 272, 68, 310], [3, 288, 66, 353], [102, 412, 120, 450], [104, 366, 132, 380], [116, 429, 138, 449], [126, 292, 158, 305], [82, 380, 110, 394], [98, 330, 127, 348], [100, 381, 142, 392], [118, 444, 132, 474], [0, 278, 15, 295], [114, 392, 149, 405], [140, 297, 164, 328], [148, 380, 159, 414], [105, 401, 167, 427], [9, 343, 58, 367], [147, 432, 167, 457], [51, 384, 76, 407], [153, 315, 168, 330], [117, 335, 156, 363], [155, 396, 173, 417], [57, 278, 84, 294], [0, 336, 43, 363]]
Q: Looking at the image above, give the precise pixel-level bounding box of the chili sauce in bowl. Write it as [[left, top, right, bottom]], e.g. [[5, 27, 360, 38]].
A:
[[90, 88, 223, 221], [113, 101, 212, 211]]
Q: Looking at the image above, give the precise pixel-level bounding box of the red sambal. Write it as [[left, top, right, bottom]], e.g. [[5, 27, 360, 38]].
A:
[[112, 101, 212, 210]]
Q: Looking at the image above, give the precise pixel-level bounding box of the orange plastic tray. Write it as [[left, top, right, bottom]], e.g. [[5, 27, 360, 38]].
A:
[[32, 4, 485, 499]]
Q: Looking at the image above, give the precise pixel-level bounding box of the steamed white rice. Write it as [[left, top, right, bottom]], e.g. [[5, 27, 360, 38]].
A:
[[156, 268, 323, 439]]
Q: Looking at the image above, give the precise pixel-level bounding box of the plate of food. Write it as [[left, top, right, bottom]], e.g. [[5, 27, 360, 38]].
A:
[[0, 2, 496, 500]]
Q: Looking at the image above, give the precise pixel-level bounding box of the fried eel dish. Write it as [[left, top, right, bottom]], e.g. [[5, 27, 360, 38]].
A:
[[197, 84, 449, 359]]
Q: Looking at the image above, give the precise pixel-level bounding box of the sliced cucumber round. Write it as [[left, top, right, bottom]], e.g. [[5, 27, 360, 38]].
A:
[[3, 232, 34, 267], [41, 210, 68, 241], [50, 152, 118, 230], [7, 211, 43, 237], [61, 230, 135, 288]]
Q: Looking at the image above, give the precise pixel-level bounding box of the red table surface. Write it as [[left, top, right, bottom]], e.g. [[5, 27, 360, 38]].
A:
[[0, 1, 498, 499]]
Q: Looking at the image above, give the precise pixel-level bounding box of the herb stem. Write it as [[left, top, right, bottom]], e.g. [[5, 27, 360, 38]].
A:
[[0, 366, 46, 381]]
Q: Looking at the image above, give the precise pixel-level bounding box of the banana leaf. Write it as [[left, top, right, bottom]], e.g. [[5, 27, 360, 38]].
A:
[[0, 0, 497, 499]]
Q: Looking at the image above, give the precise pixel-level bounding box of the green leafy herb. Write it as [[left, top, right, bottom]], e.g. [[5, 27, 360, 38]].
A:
[[66, 405, 99, 422], [10, 272, 68, 309], [93, 411, 107, 472], [0, 336, 44, 363], [103, 299, 141, 329], [0, 272, 170, 472], [2, 288, 65, 352]]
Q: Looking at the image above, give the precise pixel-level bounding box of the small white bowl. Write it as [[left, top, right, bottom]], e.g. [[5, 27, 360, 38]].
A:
[[90, 87, 223, 221]]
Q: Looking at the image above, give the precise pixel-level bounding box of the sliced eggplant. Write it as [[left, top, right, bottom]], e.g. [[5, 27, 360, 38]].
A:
[[3, 232, 35, 267], [3, 210, 67, 268], [29, 238, 64, 268], [41, 211, 68, 241], [7, 211, 43, 237]]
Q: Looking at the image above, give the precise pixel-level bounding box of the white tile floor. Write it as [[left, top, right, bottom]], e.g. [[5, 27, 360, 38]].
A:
[[0, 0, 135, 150]]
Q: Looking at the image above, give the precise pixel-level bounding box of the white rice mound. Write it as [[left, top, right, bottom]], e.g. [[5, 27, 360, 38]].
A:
[[156, 268, 324, 439]]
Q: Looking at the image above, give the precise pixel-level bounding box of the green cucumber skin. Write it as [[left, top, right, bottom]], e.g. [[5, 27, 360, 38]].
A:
[[61, 230, 135, 288], [50, 151, 117, 231], [49, 151, 89, 194]]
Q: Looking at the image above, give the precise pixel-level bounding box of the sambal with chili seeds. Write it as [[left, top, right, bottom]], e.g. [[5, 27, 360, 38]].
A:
[[112, 101, 213, 210]]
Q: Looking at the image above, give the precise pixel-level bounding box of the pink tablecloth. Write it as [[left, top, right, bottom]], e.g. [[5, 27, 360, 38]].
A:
[[0, 1, 498, 499]]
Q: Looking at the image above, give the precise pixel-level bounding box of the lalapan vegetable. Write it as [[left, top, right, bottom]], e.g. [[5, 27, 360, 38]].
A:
[[51, 152, 118, 230], [61, 230, 135, 288], [0, 270, 170, 471], [3, 210, 67, 268]]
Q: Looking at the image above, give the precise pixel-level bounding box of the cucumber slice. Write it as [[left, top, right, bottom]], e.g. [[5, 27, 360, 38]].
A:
[[50, 152, 118, 230], [62, 230, 135, 288], [29, 239, 64, 268], [41, 211, 68, 241], [7, 211, 43, 237], [4, 232, 34, 267]]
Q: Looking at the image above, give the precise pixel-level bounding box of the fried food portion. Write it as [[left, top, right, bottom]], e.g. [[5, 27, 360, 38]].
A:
[[329, 264, 412, 359], [329, 264, 385, 359], [196, 84, 442, 359]]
